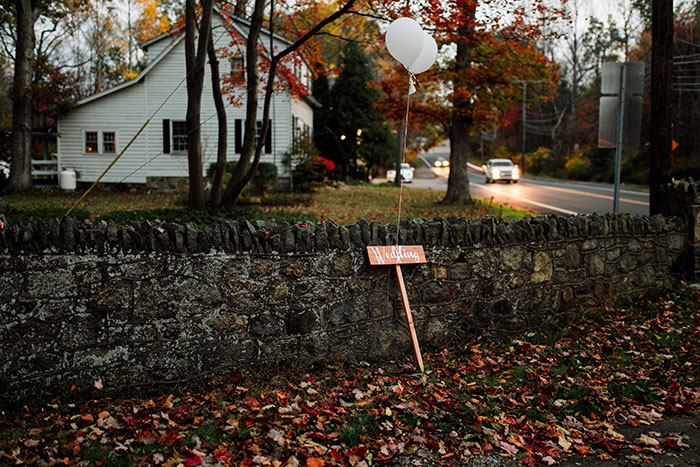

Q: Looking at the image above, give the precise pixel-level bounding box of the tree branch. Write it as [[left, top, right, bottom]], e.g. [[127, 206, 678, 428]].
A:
[[273, 0, 357, 63]]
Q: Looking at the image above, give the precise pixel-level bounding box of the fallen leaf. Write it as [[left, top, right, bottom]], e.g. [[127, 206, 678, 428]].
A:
[[268, 428, 285, 446], [499, 440, 518, 455], [637, 434, 660, 447], [162, 394, 174, 409], [558, 436, 572, 451]]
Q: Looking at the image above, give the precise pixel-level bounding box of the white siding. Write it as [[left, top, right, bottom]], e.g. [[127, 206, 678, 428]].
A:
[[58, 82, 149, 183], [57, 13, 314, 184], [143, 37, 175, 66]]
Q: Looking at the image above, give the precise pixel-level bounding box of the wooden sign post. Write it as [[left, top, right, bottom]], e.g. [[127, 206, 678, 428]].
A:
[[367, 245, 426, 372]]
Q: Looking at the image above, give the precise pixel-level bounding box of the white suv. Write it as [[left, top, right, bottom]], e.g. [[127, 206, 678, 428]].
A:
[[387, 163, 415, 183], [484, 158, 519, 183]]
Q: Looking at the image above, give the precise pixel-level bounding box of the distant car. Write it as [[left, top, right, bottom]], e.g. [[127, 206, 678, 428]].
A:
[[434, 157, 449, 167], [484, 158, 519, 183], [387, 163, 415, 183]]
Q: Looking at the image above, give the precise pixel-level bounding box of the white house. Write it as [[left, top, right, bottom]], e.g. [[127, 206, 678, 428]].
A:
[[57, 11, 316, 184]]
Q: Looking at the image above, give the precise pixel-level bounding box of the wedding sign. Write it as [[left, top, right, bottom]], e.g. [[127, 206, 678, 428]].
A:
[[366, 245, 426, 265], [367, 245, 427, 372]]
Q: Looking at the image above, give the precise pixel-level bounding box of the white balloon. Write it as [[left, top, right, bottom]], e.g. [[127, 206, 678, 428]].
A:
[[408, 32, 438, 74], [385, 18, 425, 68]]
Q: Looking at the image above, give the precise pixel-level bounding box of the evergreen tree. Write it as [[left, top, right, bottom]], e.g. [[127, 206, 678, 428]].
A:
[[314, 42, 394, 181], [312, 73, 343, 172]]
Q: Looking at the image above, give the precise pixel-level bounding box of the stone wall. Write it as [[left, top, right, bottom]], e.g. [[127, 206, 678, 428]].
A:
[[0, 206, 688, 397], [660, 179, 700, 281]]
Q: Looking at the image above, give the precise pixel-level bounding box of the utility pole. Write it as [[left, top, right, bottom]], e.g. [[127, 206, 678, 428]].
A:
[[613, 64, 628, 214], [514, 80, 545, 176], [649, 0, 674, 215], [521, 81, 527, 174]]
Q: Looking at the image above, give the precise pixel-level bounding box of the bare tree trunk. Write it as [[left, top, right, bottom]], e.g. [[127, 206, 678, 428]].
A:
[[207, 29, 228, 206], [221, 0, 265, 208], [442, 18, 474, 206], [6, 0, 38, 194], [185, 0, 214, 210], [649, 0, 673, 215], [234, 0, 248, 17]]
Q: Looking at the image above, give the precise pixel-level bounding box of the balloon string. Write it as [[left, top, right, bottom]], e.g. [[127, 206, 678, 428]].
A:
[[396, 73, 414, 246]]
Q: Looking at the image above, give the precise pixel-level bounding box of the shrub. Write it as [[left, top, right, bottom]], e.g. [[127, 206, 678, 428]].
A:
[[293, 156, 335, 190], [524, 147, 552, 175], [283, 135, 334, 192], [251, 162, 278, 195], [488, 145, 518, 161], [565, 151, 592, 180]]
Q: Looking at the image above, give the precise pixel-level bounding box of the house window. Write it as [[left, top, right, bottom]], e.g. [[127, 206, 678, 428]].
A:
[[255, 120, 264, 148], [234, 119, 272, 154], [103, 132, 116, 153], [172, 121, 188, 152], [85, 131, 98, 153], [230, 56, 244, 76]]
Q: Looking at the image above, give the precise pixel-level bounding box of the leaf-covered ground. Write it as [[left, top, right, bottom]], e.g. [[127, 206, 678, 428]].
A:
[[1, 184, 529, 227], [1, 288, 699, 466]]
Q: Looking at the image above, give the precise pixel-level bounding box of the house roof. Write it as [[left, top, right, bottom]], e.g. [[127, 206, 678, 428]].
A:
[[141, 7, 292, 51], [76, 35, 183, 107], [76, 8, 292, 108]]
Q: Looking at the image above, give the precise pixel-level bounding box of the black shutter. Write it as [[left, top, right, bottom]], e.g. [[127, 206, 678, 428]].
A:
[[162, 119, 170, 154], [235, 119, 242, 153], [265, 119, 272, 154]]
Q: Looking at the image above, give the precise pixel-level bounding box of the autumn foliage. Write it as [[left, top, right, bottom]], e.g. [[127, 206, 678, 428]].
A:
[[376, 0, 565, 136], [1, 287, 699, 465]]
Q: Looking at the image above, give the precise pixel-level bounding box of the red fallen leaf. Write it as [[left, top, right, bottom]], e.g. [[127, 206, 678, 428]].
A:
[[229, 371, 244, 384], [306, 458, 325, 467], [519, 456, 539, 466], [574, 444, 592, 455], [664, 438, 679, 449], [184, 455, 202, 466]]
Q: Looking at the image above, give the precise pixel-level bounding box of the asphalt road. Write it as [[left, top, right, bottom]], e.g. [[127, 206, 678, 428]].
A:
[[405, 165, 650, 216]]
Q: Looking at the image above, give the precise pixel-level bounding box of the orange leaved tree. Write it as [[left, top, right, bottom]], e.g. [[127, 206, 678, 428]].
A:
[[377, 0, 566, 204]]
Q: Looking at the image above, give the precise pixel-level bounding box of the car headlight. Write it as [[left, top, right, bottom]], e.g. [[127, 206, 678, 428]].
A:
[[492, 169, 500, 179], [512, 168, 519, 179]]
